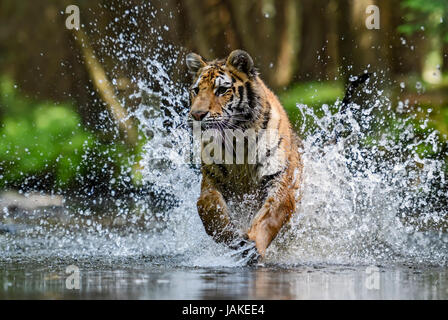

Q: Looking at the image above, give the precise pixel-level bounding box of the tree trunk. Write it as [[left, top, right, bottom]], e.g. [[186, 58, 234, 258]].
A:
[[272, 0, 301, 88], [73, 29, 138, 148], [297, 0, 329, 81]]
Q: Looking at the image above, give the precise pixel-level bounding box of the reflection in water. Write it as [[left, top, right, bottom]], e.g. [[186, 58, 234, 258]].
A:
[[1, 265, 447, 299]]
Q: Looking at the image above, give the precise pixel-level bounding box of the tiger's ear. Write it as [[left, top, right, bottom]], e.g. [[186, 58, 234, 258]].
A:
[[226, 50, 254, 76], [186, 53, 207, 74]]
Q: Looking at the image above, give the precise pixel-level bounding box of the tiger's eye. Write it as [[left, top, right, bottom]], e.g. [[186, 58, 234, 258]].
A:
[[215, 86, 228, 96]]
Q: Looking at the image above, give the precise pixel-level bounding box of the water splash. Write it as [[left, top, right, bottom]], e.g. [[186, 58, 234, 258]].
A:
[[270, 80, 448, 266], [1, 3, 447, 268]]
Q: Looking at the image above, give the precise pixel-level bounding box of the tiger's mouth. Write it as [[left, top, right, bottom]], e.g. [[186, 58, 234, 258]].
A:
[[188, 116, 237, 131]]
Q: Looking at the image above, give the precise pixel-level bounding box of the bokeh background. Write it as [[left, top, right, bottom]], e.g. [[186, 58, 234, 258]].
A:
[[0, 0, 447, 199]]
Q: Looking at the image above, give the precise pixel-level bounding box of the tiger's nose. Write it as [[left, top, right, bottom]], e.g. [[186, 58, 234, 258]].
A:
[[191, 110, 209, 121]]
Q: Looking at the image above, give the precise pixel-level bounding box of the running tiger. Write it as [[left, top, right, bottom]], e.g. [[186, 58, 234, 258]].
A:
[[186, 50, 302, 261]]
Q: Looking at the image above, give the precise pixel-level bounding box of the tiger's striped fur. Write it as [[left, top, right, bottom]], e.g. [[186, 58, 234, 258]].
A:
[[186, 50, 303, 258]]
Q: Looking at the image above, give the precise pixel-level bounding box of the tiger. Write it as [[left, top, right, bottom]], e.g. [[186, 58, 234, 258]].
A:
[[186, 50, 303, 261]]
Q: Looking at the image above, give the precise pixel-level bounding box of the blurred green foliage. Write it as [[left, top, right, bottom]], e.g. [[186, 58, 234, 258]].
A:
[[0, 75, 134, 191], [279, 81, 344, 134], [280, 81, 344, 111], [432, 106, 448, 137], [399, 0, 448, 42]]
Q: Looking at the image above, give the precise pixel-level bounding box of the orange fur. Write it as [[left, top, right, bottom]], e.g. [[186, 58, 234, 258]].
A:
[[186, 50, 302, 258]]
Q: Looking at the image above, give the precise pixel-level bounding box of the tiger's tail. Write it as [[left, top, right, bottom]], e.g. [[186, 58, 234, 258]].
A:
[[334, 73, 372, 142], [339, 72, 372, 114]]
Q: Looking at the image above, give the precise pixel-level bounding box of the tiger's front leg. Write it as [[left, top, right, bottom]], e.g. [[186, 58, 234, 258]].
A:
[[247, 174, 299, 257], [197, 177, 240, 244]]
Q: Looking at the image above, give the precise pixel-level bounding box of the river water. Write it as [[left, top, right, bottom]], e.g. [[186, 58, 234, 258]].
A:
[[1, 262, 447, 299]]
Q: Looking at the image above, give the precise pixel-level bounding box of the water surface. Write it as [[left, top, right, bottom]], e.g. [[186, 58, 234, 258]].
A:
[[1, 263, 447, 299]]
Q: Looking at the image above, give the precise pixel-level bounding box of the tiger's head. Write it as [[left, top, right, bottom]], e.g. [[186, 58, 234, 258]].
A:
[[186, 50, 262, 130]]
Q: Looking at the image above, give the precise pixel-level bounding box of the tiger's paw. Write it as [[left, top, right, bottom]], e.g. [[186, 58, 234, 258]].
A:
[[229, 238, 260, 266]]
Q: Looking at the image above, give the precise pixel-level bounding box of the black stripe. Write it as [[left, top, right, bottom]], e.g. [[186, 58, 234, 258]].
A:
[[235, 86, 245, 111], [237, 86, 244, 98], [260, 170, 283, 193], [265, 135, 283, 160], [261, 107, 271, 130], [277, 136, 284, 148], [265, 120, 283, 158], [230, 72, 243, 82], [245, 82, 255, 109]]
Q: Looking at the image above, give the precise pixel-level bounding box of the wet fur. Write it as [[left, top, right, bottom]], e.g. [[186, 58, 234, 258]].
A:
[[187, 50, 303, 257]]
